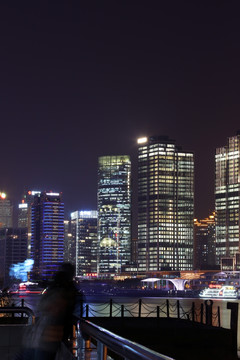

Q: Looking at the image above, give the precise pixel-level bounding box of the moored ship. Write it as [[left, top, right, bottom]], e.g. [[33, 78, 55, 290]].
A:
[[199, 284, 238, 299], [8, 281, 44, 295]]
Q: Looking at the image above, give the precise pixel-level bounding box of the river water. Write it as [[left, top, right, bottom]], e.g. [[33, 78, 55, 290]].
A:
[[11, 294, 240, 351]]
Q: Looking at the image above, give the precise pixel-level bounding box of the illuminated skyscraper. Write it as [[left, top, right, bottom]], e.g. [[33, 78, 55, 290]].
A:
[[0, 192, 13, 228], [18, 203, 28, 228], [18, 191, 41, 257], [63, 220, 73, 263], [31, 192, 64, 280], [71, 210, 98, 276], [18, 191, 41, 229], [98, 155, 131, 275], [137, 136, 194, 272], [215, 132, 240, 264]]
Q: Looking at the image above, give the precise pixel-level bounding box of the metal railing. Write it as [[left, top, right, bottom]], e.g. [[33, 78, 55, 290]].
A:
[[81, 298, 221, 327], [0, 306, 35, 325], [80, 319, 174, 360]]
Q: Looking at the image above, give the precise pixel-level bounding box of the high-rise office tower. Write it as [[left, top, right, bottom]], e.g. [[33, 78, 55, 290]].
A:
[[18, 203, 28, 228], [18, 191, 41, 228], [0, 192, 13, 228], [215, 132, 240, 264], [31, 192, 64, 280], [137, 136, 194, 272], [18, 190, 41, 257], [194, 212, 216, 270], [0, 228, 28, 286], [63, 220, 73, 263], [98, 155, 131, 275], [71, 210, 98, 276]]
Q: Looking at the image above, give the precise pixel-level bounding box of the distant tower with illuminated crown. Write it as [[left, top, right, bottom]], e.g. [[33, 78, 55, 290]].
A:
[[0, 192, 13, 228]]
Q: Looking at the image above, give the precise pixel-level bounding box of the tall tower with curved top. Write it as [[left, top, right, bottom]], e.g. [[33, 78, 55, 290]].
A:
[[97, 155, 131, 276]]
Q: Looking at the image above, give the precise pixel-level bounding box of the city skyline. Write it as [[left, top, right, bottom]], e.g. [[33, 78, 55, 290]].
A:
[[1, 130, 239, 220], [0, 2, 239, 221]]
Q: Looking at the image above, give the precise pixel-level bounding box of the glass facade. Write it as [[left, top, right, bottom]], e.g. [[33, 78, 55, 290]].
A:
[[31, 192, 64, 280], [70, 210, 98, 276], [215, 133, 240, 264], [137, 136, 194, 272], [97, 155, 131, 275]]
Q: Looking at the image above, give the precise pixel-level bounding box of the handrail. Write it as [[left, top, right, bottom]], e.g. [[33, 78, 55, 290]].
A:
[[80, 319, 174, 360], [0, 306, 35, 325]]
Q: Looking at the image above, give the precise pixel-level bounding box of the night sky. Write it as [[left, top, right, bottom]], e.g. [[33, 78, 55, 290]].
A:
[[0, 1, 239, 226]]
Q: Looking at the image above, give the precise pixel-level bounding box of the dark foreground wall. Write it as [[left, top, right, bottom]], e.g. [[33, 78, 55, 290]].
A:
[[89, 317, 238, 360]]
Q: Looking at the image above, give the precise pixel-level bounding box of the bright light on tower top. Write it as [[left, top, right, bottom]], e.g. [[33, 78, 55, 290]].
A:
[[137, 137, 148, 144], [0, 192, 6, 199]]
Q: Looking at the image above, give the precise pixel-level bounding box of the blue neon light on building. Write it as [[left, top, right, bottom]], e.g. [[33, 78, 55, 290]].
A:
[[31, 191, 64, 280]]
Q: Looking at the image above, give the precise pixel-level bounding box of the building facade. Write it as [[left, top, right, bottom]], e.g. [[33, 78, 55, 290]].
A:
[[18, 190, 41, 257], [18, 191, 41, 228], [194, 212, 216, 270], [0, 227, 28, 286], [71, 210, 98, 276], [63, 220, 73, 263], [97, 155, 132, 276], [0, 192, 13, 229], [137, 136, 194, 272], [215, 132, 240, 264], [30, 192, 64, 280]]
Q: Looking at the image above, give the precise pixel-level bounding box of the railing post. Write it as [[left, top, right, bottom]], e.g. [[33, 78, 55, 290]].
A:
[[200, 303, 204, 324], [80, 298, 83, 318], [85, 338, 92, 351], [192, 302, 195, 322], [177, 300, 180, 319], [121, 305, 124, 318], [217, 306, 221, 327], [157, 305, 160, 318], [97, 341, 107, 360], [138, 299, 142, 317], [86, 304, 89, 319], [110, 299, 113, 318], [227, 302, 238, 356], [166, 299, 170, 318], [205, 300, 213, 326], [21, 299, 24, 317]]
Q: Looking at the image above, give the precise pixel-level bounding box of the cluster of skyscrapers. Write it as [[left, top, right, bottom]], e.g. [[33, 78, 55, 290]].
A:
[[0, 132, 240, 285]]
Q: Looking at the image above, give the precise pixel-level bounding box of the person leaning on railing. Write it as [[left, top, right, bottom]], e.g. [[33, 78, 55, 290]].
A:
[[15, 263, 78, 360]]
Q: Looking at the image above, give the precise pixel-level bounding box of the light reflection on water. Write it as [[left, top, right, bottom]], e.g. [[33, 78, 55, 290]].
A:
[[12, 295, 240, 350]]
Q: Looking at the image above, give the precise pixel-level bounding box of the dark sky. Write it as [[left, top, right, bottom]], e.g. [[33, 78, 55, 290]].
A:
[[0, 1, 240, 223]]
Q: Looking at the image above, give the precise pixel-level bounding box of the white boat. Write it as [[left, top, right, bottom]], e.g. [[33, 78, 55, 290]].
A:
[[199, 284, 238, 299], [9, 281, 43, 295]]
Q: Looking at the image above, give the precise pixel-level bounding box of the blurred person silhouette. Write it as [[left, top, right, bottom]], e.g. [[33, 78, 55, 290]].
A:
[[16, 262, 78, 360]]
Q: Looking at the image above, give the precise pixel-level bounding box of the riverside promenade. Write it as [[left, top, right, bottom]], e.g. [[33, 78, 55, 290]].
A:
[[0, 296, 239, 359]]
